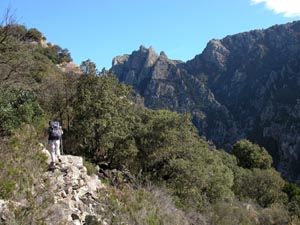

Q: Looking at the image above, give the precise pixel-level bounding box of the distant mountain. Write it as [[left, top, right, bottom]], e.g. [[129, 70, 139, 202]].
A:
[[111, 20, 300, 184]]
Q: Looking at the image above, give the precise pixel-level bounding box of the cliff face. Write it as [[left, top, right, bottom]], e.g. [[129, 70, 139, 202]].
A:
[[188, 21, 300, 181], [111, 21, 300, 184], [112, 46, 239, 150]]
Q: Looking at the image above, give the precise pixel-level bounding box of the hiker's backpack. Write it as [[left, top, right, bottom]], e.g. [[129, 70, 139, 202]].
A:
[[49, 121, 62, 139]]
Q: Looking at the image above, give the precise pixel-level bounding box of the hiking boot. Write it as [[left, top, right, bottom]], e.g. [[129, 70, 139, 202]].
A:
[[48, 162, 56, 171]]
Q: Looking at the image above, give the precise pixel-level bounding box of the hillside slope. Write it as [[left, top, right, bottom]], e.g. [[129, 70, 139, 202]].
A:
[[111, 20, 300, 184], [1, 21, 300, 224]]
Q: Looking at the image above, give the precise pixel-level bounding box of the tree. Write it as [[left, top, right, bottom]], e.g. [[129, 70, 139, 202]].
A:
[[283, 181, 300, 201], [0, 124, 54, 224], [134, 109, 234, 208], [232, 139, 273, 169], [70, 72, 138, 169], [24, 28, 43, 42], [287, 195, 300, 218], [80, 59, 97, 75], [233, 168, 286, 207], [42, 44, 62, 64], [58, 48, 72, 63], [0, 23, 32, 86], [0, 88, 44, 136]]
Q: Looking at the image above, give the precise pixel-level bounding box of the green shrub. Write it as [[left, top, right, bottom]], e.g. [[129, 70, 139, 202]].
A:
[[0, 88, 44, 136], [233, 168, 287, 207], [97, 184, 188, 225], [0, 180, 16, 199], [258, 203, 290, 225], [0, 125, 48, 200], [83, 159, 98, 175], [233, 139, 273, 169], [25, 28, 43, 42], [287, 196, 300, 218], [0, 124, 54, 224], [206, 201, 256, 225], [283, 181, 300, 201]]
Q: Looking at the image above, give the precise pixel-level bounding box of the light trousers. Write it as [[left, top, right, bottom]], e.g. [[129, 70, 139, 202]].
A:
[[48, 139, 61, 163]]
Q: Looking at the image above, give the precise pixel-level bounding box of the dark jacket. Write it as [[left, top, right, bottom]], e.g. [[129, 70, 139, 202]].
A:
[[48, 126, 63, 141]]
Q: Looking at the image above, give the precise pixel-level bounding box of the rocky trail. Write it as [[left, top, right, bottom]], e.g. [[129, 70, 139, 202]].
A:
[[44, 154, 104, 225], [1, 148, 106, 225]]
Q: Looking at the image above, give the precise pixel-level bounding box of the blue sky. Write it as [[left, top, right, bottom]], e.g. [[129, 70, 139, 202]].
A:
[[1, 0, 300, 70]]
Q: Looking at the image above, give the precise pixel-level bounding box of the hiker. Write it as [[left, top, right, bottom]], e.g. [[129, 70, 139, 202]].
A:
[[48, 120, 63, 166]]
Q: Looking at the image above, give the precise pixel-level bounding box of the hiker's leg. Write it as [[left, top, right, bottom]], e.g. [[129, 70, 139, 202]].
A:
[[54, 140, 61, 160], [48, 141, 56, 163]]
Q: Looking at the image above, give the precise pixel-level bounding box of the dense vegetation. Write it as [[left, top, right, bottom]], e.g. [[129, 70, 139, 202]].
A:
[[1, 16, 300, 224]]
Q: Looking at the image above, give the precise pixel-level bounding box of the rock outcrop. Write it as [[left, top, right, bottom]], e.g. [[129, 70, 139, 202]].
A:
[[43, 155, 104, 225], [111, 20, 300, 184], [0, 149, 105, 225]]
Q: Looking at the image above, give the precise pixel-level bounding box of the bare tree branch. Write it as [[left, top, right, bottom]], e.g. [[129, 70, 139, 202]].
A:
[[0, 8, 17, 44]]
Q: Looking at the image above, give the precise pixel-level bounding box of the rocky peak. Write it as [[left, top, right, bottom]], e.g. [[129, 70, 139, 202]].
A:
[[111, 46, 184, 85], [201, 39, 230, 70], [139, 44, 148, 52], [145, 46, 159, 68], [111, 45, 160, 93], [112, 54, 129, 67], [112, 45, 159, 68], [159, 51, 168, 59]]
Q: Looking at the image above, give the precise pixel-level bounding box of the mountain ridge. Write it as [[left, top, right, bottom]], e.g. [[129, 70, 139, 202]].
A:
[[111, 20, 300, 184]]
